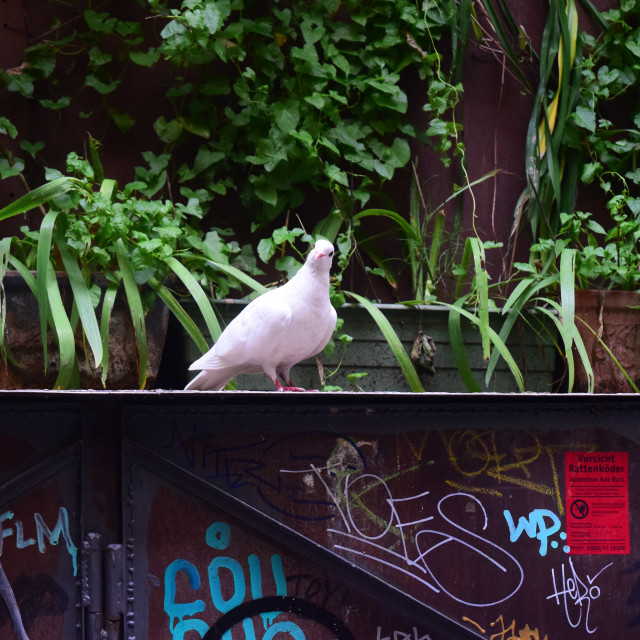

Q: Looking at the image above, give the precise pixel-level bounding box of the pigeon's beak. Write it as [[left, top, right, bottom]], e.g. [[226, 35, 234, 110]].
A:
[[315, 250, 325, 259]]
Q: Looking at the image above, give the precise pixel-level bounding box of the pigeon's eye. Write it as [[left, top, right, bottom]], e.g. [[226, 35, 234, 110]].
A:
[[328, 250, 334, 256]]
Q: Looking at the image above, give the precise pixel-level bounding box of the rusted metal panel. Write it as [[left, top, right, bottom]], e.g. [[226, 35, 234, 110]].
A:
[[1, 391, 640, 640], [124, 393, 640, 640]]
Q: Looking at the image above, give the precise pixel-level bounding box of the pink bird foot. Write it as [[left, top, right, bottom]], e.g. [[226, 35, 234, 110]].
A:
[[274, 379, 308, 392]]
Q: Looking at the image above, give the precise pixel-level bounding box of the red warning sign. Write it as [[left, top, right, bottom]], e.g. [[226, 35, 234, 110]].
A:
[[565, 451, 629, 554]]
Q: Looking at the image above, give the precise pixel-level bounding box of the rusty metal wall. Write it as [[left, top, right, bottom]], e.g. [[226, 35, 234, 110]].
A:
[[0, 392, 639, 640]]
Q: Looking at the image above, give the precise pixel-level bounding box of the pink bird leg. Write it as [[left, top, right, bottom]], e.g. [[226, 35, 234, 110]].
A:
[[273, 379, 307, 392]]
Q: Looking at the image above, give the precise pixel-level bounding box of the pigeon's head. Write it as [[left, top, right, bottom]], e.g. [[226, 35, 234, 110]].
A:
[[307, 239, 335, 271]]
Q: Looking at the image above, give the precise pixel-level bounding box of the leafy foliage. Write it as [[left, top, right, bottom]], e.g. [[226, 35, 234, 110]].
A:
[[0, 146, 267, 388], [146, 0, 464, 222], [1, 1, 466, 228]]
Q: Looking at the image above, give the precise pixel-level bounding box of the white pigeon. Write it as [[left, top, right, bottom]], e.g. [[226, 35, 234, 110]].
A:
[[185, 238, 338, 391]]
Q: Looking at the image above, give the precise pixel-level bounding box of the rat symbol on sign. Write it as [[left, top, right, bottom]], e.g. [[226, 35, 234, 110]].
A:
[[570, 499, 589, 519]]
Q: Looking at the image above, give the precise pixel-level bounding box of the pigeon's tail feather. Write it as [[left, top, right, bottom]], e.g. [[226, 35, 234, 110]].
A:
[[184, 368, 233, 391]]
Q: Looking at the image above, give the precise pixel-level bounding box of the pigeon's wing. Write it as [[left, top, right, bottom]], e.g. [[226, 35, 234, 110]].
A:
[[184, 367, 242, 391], [189, 291, 292, 371], [313, 305, 337, 354]]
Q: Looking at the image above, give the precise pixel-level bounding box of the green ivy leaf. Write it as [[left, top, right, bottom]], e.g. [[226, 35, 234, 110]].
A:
[[129, 48, 162, 67], [513, 262, 537, 274], [304, 94, 326, 110], [89, 46, 112, 66], [6, 73, 34, 97], [109, 109, 136, 133], [252, 179, 278, 207], [275, 255, 302, 278], [154, 116, 184, 143], [84, 9, 118, 34], [274, 102, 300, 134], [39, 96, 71, 110], [85, 73, 121, 95], [0, 118, 18, 138], [300, 19, 326, 45], [178, 147, 225, 181], [202, 4, 222, 34], [389, 137, 410, 167], [272, 227, 304, 245], [19, 140, 45, 157], [581, 162, 602, 184], [257, 237, 276, 263], [0, 157, 24, 179]]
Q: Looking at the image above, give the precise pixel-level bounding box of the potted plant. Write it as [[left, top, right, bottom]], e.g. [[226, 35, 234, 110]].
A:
[[0, 137, 259, 389], [339, 168, 562, 394], [551, 200, 640, 393]]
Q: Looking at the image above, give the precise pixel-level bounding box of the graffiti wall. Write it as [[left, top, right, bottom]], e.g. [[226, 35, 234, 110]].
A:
[[1, 393, 639, 640], [124, 396, 640, 640]]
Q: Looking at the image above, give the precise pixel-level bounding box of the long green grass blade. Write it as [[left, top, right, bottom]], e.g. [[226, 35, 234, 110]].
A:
[[36, 209, 59, 370], [437, 170, 498, 213], [114, 239, 148, 389], [408, 173, 423, 296], [448, 300, 482, 391], [437, 300, 525, 391], [570, 319, 593, 393], [454, 237, 473, 299], [166, 257, 222, 343], [453, 0, 471, 84], [0, 238, 10, 353], [354, 209, 419, 244], [45, 260, 76, 389], [149, 277, 209, 354], [100, 178, 117, 201], [486, 307, 522, 382], [53, 226, 103, 367], [0, 177, 76, 221], [5, 256, 37, 360], [312, 210, 343, 244], [469, 238, 491, 360], [486, 273, 560, 380], [559, 248, 576, 333], [534, 303, 576, 389], [89, 135, 106, 184], [99, 281, 119, 387], [206, 259, 268, 295], [537, 295, 594, 392], [427, 211, 445, 288], [346, 291, 425, 392], [578, 0, 609, 31]]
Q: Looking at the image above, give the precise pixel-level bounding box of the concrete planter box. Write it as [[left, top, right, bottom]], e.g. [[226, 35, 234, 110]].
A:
[[177, 301, 557, 392]]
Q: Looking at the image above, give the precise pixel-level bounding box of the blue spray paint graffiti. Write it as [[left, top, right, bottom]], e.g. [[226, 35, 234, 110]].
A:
[[0, 508, 78, 575], [503, 509, 570, 556], [164, 522, 290, 640]]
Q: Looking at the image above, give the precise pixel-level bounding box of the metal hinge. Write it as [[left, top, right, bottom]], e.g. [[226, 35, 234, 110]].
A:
[[83, 533, 124, 640]]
